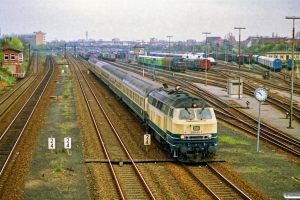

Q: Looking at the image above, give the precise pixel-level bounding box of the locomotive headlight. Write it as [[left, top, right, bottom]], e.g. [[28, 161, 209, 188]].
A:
[[208, 134, 212, 139], [192, 103, 197, 108], [180, 135, 188, 140]]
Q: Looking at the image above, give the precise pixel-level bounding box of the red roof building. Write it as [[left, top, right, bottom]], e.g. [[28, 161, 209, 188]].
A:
[[206, 37, 223, 44], [1, 48, 24, 78]]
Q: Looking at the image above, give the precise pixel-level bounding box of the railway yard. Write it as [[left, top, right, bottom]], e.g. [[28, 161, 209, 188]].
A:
[[0, 53, 300, 199]]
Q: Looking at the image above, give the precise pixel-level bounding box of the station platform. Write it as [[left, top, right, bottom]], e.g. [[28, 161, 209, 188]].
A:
[[194, 83, 300, 140]]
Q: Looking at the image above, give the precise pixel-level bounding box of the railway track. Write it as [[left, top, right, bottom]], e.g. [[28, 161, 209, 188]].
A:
[[168, 79, 300, 158], [81, 57, 261, 198], [68, 55, 156, 199], [213, 64, 300, 94], [185, 163, 251, 199], [0, 55, 54, 192]]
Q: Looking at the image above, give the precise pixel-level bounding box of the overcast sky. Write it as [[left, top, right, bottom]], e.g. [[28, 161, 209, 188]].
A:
[[1, 0, 299, 42]]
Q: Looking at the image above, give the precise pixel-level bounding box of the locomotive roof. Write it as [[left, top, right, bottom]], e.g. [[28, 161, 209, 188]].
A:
[[150, 88, 209, 108], [123, 74, 163, 97]]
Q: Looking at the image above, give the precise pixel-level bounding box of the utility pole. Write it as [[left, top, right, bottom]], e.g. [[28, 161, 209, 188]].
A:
[[202, 32, 211, 86], [234, 27, 246, 100], [28, 44, 31, 68], [286, 16, 300, 128]]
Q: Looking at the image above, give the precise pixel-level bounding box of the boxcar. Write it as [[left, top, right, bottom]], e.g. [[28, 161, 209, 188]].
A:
[[184, 58, 211, 71]]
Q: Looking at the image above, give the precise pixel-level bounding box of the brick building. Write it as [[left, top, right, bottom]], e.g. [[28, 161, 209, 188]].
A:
[[1, 48, 24, 78]]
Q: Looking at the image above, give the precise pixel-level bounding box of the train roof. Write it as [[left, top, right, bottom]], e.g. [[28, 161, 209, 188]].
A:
[[150, 88, 209, 108], [138, 55, 164, 60], [88, 56, 99, 64], [101, 64, 130, 80], [91, 59, 163, 97], [183, 58, 210, 61], [123, 74, 163, 97], [207, 57, 215, 62]]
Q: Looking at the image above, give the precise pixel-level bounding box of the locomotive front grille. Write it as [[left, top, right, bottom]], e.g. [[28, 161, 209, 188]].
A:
[[180, 134, 212, 140]]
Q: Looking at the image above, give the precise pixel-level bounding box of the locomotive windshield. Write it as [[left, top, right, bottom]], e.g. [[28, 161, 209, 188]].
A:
[[179, 109, 195, 120], [179, 108, 212, 120], [196, 109, 212, 119]]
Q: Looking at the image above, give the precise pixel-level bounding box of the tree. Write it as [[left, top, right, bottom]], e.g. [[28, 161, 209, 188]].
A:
[[275, 42, 286, 51], [1, 36, 23, 50]]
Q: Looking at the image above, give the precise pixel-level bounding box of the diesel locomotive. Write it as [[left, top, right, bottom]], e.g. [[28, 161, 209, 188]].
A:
[[87, 57, 218, 162]]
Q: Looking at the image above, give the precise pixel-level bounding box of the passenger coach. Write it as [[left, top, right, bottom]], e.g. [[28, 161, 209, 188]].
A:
[[88, 58, 218, 162]]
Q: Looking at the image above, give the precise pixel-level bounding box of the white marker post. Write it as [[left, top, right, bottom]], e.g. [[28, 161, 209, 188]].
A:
[[48, 137, 55, 153], [64, 137, 71, 155], [144, 133, 151, 152]]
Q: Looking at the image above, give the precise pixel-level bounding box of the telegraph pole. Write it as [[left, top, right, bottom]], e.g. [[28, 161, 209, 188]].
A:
[[286, 16, 300, 128], [202, 32, 211, 86], [234, 27, 246, 100], [64, 43, 67, 59]]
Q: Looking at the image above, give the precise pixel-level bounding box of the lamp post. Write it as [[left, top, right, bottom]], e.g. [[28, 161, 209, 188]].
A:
[[234, 27, 246, 100], [167, 36, 173, 71], [286, 16, 300, 128], [203, 32, 210, 86]]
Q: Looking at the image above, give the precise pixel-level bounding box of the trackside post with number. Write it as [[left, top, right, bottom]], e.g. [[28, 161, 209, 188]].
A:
[[48, 137, 55, 153], [144, 133, 151, 152], [64, 137, 71, 154]]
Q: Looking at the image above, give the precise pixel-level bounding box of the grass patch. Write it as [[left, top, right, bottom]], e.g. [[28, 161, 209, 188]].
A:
[[249, 166, 264, 173], [54, 166, 63, 172], [235, 149, 248, 153], [60, 123, 68, 135], [54, 158, 66, 172], [61, 148, 68, 154], [62, 104, 71, 118], [7, 76, 16, 85], [63, 92, 70, 98], [219, 135, 250, 145]]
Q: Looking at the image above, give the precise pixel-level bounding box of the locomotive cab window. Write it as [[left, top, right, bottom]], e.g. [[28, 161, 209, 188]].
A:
[[148, 96, 153, 104], [169, 108, 174, 117], [197, 109, 212, 119], [152, 98, 157, 107], [179, 109, 195, 120]]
